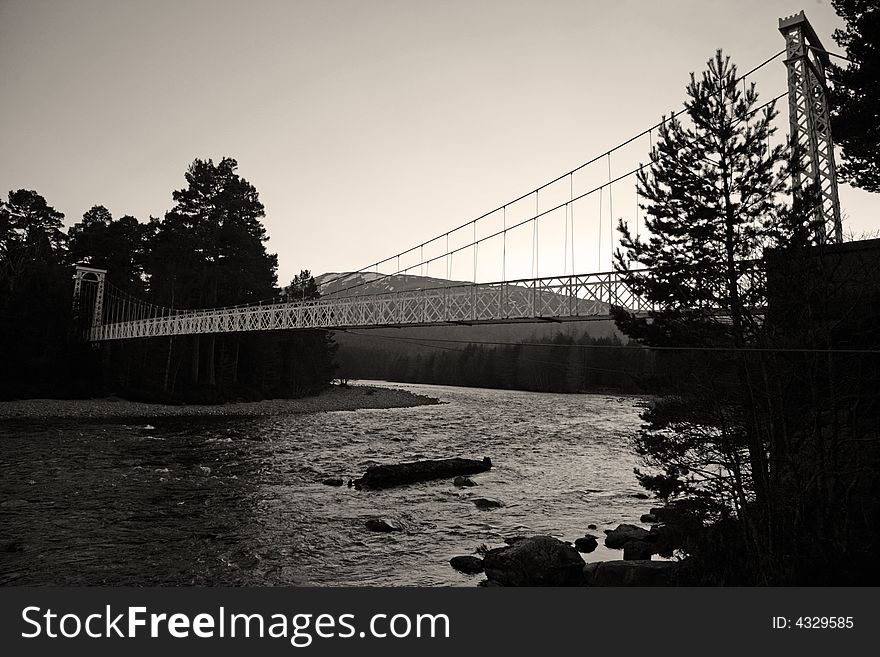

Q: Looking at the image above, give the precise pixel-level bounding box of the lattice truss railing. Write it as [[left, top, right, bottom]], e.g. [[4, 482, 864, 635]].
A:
[[85, 264, 766, 342]]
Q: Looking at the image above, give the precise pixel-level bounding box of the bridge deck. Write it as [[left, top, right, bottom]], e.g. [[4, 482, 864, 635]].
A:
[[86, 265, 765, 341], [89, 273, 645, 341]]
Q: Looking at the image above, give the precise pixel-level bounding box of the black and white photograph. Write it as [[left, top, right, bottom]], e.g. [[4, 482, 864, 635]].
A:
[[1, 0, 878, 650]]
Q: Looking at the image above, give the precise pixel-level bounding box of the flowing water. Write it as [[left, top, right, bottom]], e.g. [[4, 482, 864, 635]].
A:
[[0, 383, 653, 586]]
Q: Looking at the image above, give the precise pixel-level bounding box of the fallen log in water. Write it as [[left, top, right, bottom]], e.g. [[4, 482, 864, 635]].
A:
[[354, 457, 492, 490]]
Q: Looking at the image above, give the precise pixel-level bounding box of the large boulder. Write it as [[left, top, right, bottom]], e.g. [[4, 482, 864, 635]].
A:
[[583, 560, 678, 586], [582, 562, 601, 583], [604, 524, 650, 549], [450, 555, 484, 574], [483, 536, 585, 586]]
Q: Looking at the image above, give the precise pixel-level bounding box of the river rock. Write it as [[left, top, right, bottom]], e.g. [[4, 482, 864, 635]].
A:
[[582, 560, 677, 586], [354, 457, 492, 489], [604, 524, 650, 549], [623, 540, 654, 560], [587, 524, 597, 530], [574, 535, 599, 553], [450, 555, 484, 574], [582, 562, 600, 582], [454, 476, 477, 487], [365, 518, 401, 533], [640, 513, 658, 523], [472, 498, 503, 510], [483, 536, 585, 586], [321, 478, 344, 486]]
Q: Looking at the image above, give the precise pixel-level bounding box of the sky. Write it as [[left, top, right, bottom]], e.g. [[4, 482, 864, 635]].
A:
[[1, 0, 877, 286]]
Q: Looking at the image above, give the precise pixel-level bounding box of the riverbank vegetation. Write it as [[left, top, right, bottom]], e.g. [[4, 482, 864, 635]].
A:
[[614, 34, 880, 585], [0, 158, 336, 402]]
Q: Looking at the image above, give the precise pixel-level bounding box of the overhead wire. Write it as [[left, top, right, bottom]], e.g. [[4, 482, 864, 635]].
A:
[[96, 88, 790, 318], [92, 50, 790, 316], [316, 48, 788, 298]]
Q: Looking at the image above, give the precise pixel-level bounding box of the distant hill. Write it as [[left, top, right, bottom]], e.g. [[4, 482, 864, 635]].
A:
[[316, 270, 614, 319], [315, 270, 620, 341], [315, 271, 470, 297], [316, 271, 651, 392]]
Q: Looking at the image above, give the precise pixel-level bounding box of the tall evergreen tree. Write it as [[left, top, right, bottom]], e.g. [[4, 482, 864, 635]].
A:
[[0, 190, 70, 396], [67, 205, 153, 294], [612, 52, 818, 581], [146, 158, 278, 389], [150, 157, 277, 308], [614, 50, 808, 350], [830, 0, 880, 192], [0, 189, 67, 298], [135, 157, 336, 398]]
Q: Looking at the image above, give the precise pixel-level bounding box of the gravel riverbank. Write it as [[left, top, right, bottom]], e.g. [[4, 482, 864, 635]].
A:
[[0, 385, 439, 422]]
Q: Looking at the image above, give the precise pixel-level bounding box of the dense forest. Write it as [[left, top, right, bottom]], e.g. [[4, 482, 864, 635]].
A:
[[0, 157, 336, 402], [336, 328, 656, 393]]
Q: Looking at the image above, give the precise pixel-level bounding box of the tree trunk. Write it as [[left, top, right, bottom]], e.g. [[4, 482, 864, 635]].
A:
[[191, 334, 200, 384], [722, 162, 769, 498], [163, 336, 174, 392], [206, 334, 216, 386], [232, 338, 239, 384]]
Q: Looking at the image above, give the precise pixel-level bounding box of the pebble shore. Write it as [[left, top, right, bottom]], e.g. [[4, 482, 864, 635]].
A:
[[0, 385, 439, 422]]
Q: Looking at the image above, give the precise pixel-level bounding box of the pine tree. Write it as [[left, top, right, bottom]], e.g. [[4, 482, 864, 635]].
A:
[[0, 190, 70, 396], [611, 52, 818, 581], [146, 158, 278, 389], [284, 270, 319, 302], [830, 0, 880, 192], [151, 157, 278, 309], [141, 158, 336, 398], [614, 50, 801, 349], [67, 205, 153, 295]]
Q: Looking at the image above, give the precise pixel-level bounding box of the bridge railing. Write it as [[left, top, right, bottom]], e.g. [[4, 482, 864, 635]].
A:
[[91, 271, 646, 340], [89, 262, 766, 341]]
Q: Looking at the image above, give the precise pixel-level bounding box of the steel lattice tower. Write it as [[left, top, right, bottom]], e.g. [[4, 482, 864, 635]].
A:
[[779, 10, 842, 244]]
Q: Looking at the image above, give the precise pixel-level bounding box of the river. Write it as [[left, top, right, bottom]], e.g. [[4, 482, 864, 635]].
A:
[[0, 382, 652, 586]]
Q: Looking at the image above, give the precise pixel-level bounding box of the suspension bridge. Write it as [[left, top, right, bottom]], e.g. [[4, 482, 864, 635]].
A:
[[72, 12, 840, 343]]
